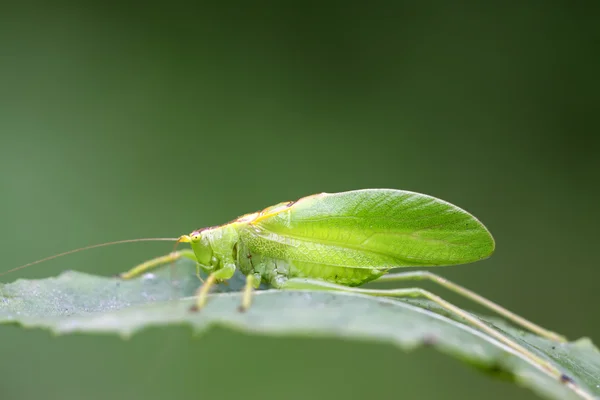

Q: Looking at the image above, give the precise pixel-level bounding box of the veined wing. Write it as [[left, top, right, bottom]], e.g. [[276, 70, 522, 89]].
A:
[[248, 189, 495, 268]]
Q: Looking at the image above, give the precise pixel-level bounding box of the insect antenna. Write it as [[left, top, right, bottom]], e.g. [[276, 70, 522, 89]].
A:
[[167, 238, 185, 299], [0, 237, 178, 277]]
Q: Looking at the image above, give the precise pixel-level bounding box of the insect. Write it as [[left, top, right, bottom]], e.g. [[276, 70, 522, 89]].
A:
[[4, 189, 572, 385]]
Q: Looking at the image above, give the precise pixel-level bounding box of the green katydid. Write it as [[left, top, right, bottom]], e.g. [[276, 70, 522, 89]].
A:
[[3, 189, 574, 387]]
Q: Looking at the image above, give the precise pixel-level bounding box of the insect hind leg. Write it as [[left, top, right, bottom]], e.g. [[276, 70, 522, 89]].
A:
[[277, 277, 565, 382], [372, 271, 566, 342]]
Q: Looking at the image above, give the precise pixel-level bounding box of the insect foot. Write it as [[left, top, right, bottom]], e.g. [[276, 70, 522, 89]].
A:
[[560, 374, 575, 384]]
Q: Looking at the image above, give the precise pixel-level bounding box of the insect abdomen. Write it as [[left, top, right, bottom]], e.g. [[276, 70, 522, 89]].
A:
[[285, 260, 385, 286]]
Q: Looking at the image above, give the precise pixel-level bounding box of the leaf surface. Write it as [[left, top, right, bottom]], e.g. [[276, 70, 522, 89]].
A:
[[0, 259, 598, 400]]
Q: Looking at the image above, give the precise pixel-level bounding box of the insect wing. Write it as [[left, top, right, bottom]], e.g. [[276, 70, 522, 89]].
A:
[[251, 189, 495, 267]]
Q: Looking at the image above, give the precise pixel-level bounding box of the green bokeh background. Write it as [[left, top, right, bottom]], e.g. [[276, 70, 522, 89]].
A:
[[1, 2, 598, 399]]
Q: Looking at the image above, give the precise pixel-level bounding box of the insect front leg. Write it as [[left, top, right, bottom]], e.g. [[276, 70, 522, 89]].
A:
[[277, 277, 565, 382], [118, 249, 197, 279], [372, 271, 566, 342], [190, 262, 236, 312]]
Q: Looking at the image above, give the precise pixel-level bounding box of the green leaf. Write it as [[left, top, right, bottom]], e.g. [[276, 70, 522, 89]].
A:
[[1, 260, 598, 400]]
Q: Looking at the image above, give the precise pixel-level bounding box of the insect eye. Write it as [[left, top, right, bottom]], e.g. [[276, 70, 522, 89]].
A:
[[191, 234, 201, 242]]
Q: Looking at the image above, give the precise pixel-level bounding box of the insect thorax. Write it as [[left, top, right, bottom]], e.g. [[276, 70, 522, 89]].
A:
[[236, 237, 288, 285]]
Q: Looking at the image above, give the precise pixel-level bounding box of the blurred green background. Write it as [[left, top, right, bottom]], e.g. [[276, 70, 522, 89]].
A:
[[0, 2, 598, 399]]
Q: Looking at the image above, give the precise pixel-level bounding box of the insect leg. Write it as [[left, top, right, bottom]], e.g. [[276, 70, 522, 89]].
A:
[[372, 271, 566, 342], [278, 278, 563, 381], [119, 249, 197, 279], [190, 272, 217, 311], [191, 263, 236, 311], [238, 273, 261, 312]]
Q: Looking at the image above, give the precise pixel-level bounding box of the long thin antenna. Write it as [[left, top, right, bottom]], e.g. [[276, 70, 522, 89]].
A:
[[0, 238, 178, 277]]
